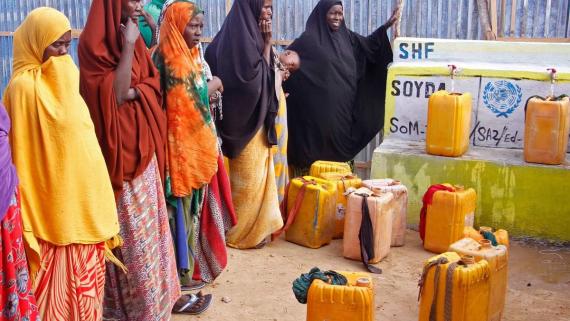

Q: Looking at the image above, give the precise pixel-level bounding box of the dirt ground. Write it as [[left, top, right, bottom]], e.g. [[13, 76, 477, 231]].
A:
[[173, 230, 570, 321]]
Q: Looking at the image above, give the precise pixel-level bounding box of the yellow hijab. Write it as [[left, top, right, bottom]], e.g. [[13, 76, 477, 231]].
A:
[[3, 7, 121, 277]]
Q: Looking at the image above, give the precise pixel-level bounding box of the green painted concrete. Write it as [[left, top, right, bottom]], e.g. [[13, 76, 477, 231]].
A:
[[371, 139, 570, 242]]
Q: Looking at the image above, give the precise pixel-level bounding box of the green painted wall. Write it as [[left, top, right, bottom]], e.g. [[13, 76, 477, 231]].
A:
[[371, 139, 570, 241]]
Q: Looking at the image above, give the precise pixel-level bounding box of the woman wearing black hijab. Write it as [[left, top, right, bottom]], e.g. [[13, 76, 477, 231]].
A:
[[284, 0, 399, 169], [205, 0, 283, 249]]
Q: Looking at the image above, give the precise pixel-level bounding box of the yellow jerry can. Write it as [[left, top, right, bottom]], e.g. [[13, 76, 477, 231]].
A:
[[524, 95, 570, 165], [463, 226, 485, 243], [309, 160, 351, 178], [363, 179, 408, 247], [426, 91, 473, 157], [319, 172, 362, 239], [419, 252, 490, 321], [479, 226, 510, 249], [449, 238, 509, 321], [423, 185, 477, 254], [283, 176, 337, 249], [307, 271, 374, 321]]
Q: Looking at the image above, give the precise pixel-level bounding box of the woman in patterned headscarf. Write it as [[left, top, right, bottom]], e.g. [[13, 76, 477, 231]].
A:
[[153, 0, 237, 289]]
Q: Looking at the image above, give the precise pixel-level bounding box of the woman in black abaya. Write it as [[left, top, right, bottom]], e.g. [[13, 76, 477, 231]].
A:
[[205, 0, 283, 249], [284, 0, 398, 169]]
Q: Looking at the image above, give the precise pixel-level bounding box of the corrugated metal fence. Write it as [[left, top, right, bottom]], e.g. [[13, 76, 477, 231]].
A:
[[1, 0, 569, 176]]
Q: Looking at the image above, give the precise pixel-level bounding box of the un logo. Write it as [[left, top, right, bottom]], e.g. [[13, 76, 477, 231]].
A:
[[483, 80, 523, 118]]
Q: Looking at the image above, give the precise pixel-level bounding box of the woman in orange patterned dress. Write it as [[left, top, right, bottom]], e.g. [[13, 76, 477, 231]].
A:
[[153, 0, 237, 289]]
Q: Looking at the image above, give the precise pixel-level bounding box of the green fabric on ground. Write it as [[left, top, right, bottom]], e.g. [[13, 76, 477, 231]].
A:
[[292, 267, 347, 304]]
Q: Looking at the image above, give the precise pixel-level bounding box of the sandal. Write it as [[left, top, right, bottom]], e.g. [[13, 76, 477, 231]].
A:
[[181, 280, 206, 292], [173, 292, 213, 315], [255, 236, 271, 249]]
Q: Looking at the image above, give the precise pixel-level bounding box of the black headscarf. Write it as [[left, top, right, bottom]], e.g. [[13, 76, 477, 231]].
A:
[[284, 0, 393, 168], [205, 0, 277, 158]]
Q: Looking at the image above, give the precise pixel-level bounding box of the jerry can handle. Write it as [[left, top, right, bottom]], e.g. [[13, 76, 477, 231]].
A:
[[272, 178, 316, 240], [524, 95, 546, 122]]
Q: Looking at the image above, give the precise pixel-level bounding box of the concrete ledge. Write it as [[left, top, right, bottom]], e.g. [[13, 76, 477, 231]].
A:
[[371, 138, 570, 242]]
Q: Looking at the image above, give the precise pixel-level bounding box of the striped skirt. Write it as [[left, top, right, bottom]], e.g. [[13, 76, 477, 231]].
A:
[[1, 191, 40, 321], [34, 241, 105, 321], [103, 157, 180, 321]]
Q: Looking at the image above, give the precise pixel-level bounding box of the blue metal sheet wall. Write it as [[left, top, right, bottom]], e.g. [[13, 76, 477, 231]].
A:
[[2, 0, 569, 91], [0, 0, 568, 174]]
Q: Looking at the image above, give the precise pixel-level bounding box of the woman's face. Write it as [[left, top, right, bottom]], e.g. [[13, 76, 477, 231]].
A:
[[121, 0, 143, 23], [260, 0, 273, 22], [42, 31, 72, 62], [326, 4, 344, 31], [183, 13, 204, 49]]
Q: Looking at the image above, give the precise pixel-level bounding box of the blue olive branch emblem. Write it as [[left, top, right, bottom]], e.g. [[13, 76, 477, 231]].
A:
[[483, 80, 523, 118]]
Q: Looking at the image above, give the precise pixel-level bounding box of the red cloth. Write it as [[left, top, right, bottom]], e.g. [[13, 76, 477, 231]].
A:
[[419, 184, 455, 242], [78, 0, 167, 196], [192, 155, 237, 282], [0, 190, 40, 321]]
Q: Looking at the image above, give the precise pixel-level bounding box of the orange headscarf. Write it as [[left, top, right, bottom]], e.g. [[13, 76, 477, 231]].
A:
[[78, 0, 167, 196], [154, 1, 218, 197]]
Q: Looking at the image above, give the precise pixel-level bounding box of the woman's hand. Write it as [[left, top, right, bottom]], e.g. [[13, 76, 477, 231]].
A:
[[280, 69, 291, 82], [259, 19, 272, 64], [141, 10, 157, 33], [121, 19, 141, 45], [115, 19, 139, 105], [383, 6, 401, 29], [208, 76, 224, 96], [259, 19, 272, 45]]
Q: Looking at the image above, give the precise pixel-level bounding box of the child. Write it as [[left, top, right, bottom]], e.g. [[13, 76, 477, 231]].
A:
[[272, 49, 301, 203]]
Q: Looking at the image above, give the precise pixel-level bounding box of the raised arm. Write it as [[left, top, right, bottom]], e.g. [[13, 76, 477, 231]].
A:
[[114, 19, 140, 106]]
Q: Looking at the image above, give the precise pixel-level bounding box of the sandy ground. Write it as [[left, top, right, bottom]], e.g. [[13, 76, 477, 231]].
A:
[[173, 230, 570, 321]]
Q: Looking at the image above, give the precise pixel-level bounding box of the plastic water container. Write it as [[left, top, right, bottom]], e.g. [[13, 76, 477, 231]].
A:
[[362, 179, 408, 246], [426, 91, 473, 157], [463, 226, 485, 243], [480, 226, 510, 249], [449, 238, 508, 321], [424, 185, 477, 254], [419, 252, 490, 321], [309, 160, 351, 178], [344, 188, 394, 263], [524, 96, 570, 165], [306, 271, 374, 321], [319, 172, 362, 239], [284, 176, 337, 248], [464, 226, 510, 249]]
